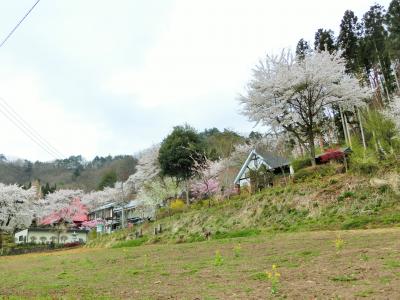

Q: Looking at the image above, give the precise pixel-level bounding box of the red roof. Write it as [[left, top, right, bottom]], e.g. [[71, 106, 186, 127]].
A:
[[40, 197, 88, 226]]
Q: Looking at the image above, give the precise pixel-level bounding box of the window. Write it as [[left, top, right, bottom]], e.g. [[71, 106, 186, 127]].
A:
[[18, 235, 23, 241]]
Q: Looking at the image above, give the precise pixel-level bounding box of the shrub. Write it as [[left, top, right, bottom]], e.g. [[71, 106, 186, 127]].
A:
[[291, 157, 312, 171], [294, 164, 337, 182], [170, 199, 186, 211]]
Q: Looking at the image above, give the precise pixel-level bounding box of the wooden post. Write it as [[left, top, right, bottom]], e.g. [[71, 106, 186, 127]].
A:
[[158, 224, 162, 234], [154, 227, 158, 235]]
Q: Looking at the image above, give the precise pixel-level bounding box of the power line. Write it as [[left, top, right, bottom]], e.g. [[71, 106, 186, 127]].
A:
[[0, 98, 65, 158], [0, 99, 63, 160], [0, 0, 41, 49]]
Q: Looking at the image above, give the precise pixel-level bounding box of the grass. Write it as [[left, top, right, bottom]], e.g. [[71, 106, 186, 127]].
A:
[[2, 228, 400, 299]]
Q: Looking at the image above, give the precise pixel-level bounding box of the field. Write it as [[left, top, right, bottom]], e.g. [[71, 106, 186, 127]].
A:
[[1, 227, 400, 299]]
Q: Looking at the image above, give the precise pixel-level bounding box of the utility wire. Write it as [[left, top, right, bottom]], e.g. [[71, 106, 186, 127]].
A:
[[0, 98, 65, 158], [0, 100, 63, 160], [0, 0, 41, 49]]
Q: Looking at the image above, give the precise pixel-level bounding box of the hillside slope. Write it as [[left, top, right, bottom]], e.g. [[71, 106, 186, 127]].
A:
[[88, 164, 400, 247]]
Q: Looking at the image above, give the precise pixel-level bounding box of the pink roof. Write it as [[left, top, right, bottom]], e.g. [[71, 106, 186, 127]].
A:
[[40, 197, 88, 226]]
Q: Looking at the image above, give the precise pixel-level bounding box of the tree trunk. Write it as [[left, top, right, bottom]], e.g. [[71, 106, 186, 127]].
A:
[[0, 229, 3, 250], [185, 180, 190, 206], [308, 130, 316, 167]]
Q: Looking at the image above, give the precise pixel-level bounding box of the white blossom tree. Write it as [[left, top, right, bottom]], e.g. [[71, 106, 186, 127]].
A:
[[81, 187, 120, 210], [239, 50, 370, 165], [38, 189, 84, 219], [125, 145, 161, 193], [386, 96, 400, 131], [0, 184, 37, 248]]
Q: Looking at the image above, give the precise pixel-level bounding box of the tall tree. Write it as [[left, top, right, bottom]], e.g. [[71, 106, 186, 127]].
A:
[[97, 170, 117, 190], [0, 184, 37, 249], [387, 0, 400, 89], [387, 0, 400, 56], [314, 28, 336, 53], [158, 125, 206, 205], [295, 38, 311, 60], [362, 4, 395, 94], [337, 10, 361, 74], [239, 51, 370, 166]]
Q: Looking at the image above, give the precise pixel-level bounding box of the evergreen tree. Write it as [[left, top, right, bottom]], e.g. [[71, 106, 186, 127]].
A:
[[314, 28, 336, 53], [386, 0, 400, 59], [97, 170, 117, 190], [337, 10, 361, 74], [362, 4, 396, 94], [295, 38, 311, 60], [158, 125, 206, 204]]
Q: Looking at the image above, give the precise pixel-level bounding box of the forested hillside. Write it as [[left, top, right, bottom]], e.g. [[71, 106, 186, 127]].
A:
[[0, 155, 137, 192]]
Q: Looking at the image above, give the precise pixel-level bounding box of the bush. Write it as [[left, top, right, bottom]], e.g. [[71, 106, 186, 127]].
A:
[[170, 199, 186, 211], [291, 157, 312, 171], [294, 164, 337, 182]]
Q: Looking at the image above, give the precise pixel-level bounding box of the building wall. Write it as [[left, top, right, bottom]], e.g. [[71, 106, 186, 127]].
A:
[[15, 229, 87, 244], [14, 229, 28, 244]]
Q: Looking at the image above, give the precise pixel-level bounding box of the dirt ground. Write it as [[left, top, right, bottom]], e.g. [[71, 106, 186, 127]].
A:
[[0, 227, 400, 299]]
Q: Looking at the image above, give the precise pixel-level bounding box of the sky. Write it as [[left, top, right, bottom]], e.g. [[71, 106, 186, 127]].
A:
[[0, 0, 393, 161]]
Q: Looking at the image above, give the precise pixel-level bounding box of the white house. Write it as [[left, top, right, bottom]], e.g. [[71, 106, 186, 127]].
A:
[[15, 227, 88, 244], [234, 148, 294, 188]]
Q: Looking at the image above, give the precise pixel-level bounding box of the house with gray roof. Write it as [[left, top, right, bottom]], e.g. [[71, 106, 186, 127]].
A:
[[234, 148, 293, 188]]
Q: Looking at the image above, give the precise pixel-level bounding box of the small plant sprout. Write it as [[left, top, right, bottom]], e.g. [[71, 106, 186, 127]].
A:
[[266, 264, 281, 295], [233, 243, 242, 258], [214, 250, 224, 266], [334, 235, 345, 253]]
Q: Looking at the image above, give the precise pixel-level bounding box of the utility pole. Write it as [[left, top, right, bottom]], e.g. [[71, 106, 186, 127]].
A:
[[120, 182, 125, 229]]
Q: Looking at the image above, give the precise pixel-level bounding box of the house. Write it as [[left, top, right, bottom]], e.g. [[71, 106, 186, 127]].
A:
[[234, 148, 293, 191], [88, 200, 154, 233], [15, 227, 88, 245]]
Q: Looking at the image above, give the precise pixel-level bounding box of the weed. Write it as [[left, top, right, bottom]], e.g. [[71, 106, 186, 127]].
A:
[[233, 243, 242, 258], [384, 259, 400, 269], [355, 289, 375, 297], [126, 269, 141, 276], [214, 250, 224, 266], [334, 235, 345, 253], [331, 274, 357, 282], [360, 253, 369, 262], [250, 272, 268, 281], [266, 264, 280, 295]]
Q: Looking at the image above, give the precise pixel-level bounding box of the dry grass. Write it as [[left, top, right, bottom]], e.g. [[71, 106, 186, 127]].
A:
[[1, 227, 400, 299]]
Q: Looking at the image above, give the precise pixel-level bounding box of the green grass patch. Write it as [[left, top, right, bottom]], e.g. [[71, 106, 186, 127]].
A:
[[331, 275, 358, 282], [111, 237, 148, 248], [214, 229, 261, 240]]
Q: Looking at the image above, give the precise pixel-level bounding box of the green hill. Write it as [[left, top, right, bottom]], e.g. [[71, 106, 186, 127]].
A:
[[0, 155, 137, 191]]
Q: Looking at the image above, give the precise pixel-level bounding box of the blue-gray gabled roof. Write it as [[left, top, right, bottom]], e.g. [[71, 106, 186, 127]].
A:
[[233, 149, 290, 184]]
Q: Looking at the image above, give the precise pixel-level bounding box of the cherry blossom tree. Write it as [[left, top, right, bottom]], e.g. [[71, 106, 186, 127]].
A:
[[81, 187, 120, 210], [239, 50, 370, 165], [191, 158, 223, 201], [125, 145, 161, 193], [0, 184, 37, 248], [386, 96, 400, 131], [38, 189, 84, 219]]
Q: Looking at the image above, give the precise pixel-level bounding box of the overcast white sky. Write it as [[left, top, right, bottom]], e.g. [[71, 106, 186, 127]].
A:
[[0, 0, 392, 161]]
